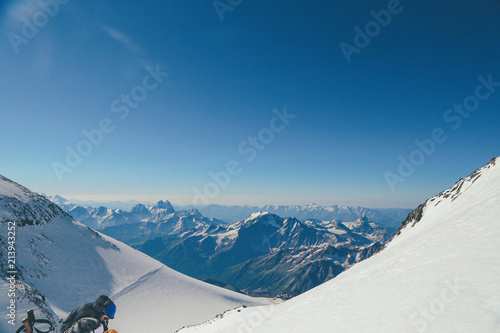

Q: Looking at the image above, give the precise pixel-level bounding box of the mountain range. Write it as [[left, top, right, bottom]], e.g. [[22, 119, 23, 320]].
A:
[[43, 195, 396, 297], [131, 212, 394, 296], [45, 195, 411, 229], [43, 196, 227, 233]]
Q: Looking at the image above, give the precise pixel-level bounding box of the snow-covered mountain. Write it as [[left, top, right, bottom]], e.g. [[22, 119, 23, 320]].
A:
[[179, 157, 500, 333], [0, 176, 265, 333], [133, 211, 394, 296], [101, 208, 227, 244], [44, 197, 226, 233], [49, 195, 410, 229]]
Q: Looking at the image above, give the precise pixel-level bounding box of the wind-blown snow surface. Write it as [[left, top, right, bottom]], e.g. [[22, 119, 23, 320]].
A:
[[0, 176, 264, 333], [180, 158, 500, 333]]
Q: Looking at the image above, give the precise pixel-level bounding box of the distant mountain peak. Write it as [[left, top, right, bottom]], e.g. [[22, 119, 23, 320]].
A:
[[153, 200, 175, 212], [247, 211, 271, 220], [186, 208, 202, 216], [95, 206, 109, 214], [243, 212, 283, 229], [356, 216, 370, 223], [132, 203, 149, 214], [53, 194, 68, 201]]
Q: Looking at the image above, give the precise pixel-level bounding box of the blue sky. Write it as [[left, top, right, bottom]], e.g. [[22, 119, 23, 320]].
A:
[[1, 0, 499, 208]]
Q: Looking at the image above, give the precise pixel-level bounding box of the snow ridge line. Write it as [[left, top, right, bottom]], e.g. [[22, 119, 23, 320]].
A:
[[379, 156, 499, 251], [111, 266, 164, 299]]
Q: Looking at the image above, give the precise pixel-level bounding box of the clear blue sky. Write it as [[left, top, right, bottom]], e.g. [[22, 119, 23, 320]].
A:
[[1, 0, 499, 208]]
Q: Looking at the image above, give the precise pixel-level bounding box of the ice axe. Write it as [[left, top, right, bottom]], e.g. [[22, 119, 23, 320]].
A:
[[22, 310, 34, 333]]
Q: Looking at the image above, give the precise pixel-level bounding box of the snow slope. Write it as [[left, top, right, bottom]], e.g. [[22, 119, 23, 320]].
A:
[[0, 176, 264, 333], [180, 157, 500, 333]]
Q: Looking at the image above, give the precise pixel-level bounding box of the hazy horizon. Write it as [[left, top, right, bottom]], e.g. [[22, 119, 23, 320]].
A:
[[45, 192, 419, 209]]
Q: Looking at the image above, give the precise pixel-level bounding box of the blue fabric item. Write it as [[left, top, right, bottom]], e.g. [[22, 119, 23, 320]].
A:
[[104, 302, 116, 319]]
